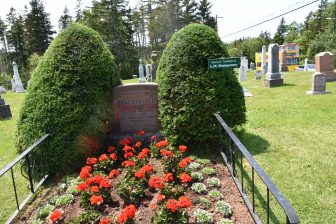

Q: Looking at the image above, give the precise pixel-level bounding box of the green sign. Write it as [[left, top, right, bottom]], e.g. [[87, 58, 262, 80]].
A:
[[208, 57, 240, 70]]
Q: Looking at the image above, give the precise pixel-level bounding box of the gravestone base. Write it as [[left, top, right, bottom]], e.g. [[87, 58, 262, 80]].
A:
[[325, 72, 336, 82], [306, 90, 331, 95], [264, 78, 284, 88], [0, 105, 12, 118]]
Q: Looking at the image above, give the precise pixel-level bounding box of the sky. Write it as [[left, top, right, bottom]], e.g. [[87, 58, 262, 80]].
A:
[[0, 0, 321, 43]]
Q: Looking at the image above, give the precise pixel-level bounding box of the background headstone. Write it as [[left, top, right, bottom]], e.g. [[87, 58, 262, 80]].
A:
[[315, 52, 336, 81], [0, 95, 12, 119], [261, 45, 267, 74], [145, 64, 151, 81], [239, 64, 247, 81], [264, 43, 283, 87], [279, 49, 288, 72], [138, 59, 145, 83], [112, 83, 159, 133], [0, 86, 6, 94], [255, 70, 262, 80], [250, 62, 256, 70], [306, 72, 331, 95], [151, 51, 158, 82], [12, 61, 25, 93], [304, 58, 308, 72]]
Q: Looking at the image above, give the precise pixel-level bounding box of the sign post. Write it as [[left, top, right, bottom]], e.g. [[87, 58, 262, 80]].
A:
[[208, 57, 240, 70]]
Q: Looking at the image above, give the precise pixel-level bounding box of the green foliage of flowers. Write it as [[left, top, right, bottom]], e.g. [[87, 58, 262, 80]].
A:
[[218, 218, 233, 224], [16, 23, 121, 174], [36, 203, 54, 219], [66, 210, 101, 224], [193, 209, 214, 223], [209, 190, 223, 199], [202, 167, 215, 175], [31, 220, 43, 224], [157, 23, 246, 150], [207, 177, 221, 187], [116, 177, 145, 203], [196, 197, 211, 209], [151, 206, 189, 224], [215, 201, 232, 217], [191, 172, 204, 181], [55, 193, 74, 206], [187, 162, 201, 170], [196, 158, 211, 165], [191, 183, 207, 194]]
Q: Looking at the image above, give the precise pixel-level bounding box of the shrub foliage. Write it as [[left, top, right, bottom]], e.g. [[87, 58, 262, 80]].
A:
[[17, 23, 121, 173], [157, 23, 246, 149]]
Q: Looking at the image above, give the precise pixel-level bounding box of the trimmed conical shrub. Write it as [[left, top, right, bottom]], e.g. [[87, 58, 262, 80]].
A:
[[157, 24, 246, 150], [17, 23, 121, 173]]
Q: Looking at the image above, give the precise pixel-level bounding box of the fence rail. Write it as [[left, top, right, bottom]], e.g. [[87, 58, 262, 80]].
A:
[[0, 134, 50, 224], [214, 114, 300, 224]]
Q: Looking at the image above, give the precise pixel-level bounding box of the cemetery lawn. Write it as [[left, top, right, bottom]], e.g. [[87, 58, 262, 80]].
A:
[[239, 70, 336, 224], [0, 92, 30, 224]]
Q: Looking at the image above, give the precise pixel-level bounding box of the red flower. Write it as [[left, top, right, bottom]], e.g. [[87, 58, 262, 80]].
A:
[[155, 139, 169, 148], [123, 145, 132, 152], [134, 141, 142, 147], [163, 173, 174, 183], [138, 130, 145, 136], [156, 194, 165, 202], [108, 169, 120, 179], [99, 178, 112, 188], [79, 166, 92, 179], [107, 146, 115, 152], [122, 160, 135, 167], [120, 137, 132, 146], [86, 175, 105, 185], [138, 148, 149, 159], [148, 176, 164, 189], [90, 186, 99, 193], [178, 157, 192, 168], [100, 217, 111, 224], [141, 164, 153, 173], [50, 209, 62, 223], [86, 157, 98, 166], [76, 182, 89, 191], [166, 199, 179, 212], [117, 204, 137, 223], [178, 195, 192, 208], [135, 170, 145, 179], [90, 195, 103, 206], [160, 149, 174, 158], [99, 154, 108, 162], [178, 145, 187, 153], [151, 135, 157, 141], [180, 173, 192, 183], [150, 203, 157, 209], [124, 151, 134, 159], [110, 153, 118, 161]]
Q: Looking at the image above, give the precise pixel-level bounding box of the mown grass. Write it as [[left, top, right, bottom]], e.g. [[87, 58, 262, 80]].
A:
[[236, 70, 336, 224], [0, 92, 31, 224]]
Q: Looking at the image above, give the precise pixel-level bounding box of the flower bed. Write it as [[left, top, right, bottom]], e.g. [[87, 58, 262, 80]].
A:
[[17, 132, 253, 224]]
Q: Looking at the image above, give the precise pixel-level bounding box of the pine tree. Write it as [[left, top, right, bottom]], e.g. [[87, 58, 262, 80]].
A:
[[58, 6, 72, 31], [25, 0, 55, 55], [197, 0, 216, 30], [181, 0, 198, 26], [75, 0, 83, 22], [0, 17, 7, 47], [273, 17, 287, 45]]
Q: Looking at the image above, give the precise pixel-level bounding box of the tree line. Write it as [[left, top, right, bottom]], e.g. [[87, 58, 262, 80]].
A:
[[228, 0, 336, 65], [0, 0, 217, 85]]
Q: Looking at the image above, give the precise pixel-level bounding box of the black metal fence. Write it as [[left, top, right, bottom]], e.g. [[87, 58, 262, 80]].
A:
[[0, 134, 50, 224], [214, 114, 300, 224]]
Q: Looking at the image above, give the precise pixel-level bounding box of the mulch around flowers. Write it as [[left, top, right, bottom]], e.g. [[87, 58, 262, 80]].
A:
[[15, 159, 253, 224]]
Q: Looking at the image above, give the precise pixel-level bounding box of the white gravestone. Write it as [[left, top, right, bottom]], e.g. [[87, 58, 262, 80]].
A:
[[12, 62, 25, 93], [0, 86, 6, 94], [138, 59, 145, 83], [261, 45, 267, 75], [306, 72, 331, 95], [145, 64, 151, 81], [264, 43, 283, 87], [239, 57, 247, 81], [304, 58, 308, 72]]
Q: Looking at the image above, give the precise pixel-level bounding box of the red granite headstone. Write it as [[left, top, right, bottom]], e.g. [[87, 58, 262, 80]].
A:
[[315, 52, 336, 81], [112, 83, 158, 133]]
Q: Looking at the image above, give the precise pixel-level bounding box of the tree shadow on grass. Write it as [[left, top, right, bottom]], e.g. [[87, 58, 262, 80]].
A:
[[235, 131, 270, 156], [283, 83, 296, 87]]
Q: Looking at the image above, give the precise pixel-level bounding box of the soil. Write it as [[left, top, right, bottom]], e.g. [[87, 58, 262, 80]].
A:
[[15, 156, 254, 224]]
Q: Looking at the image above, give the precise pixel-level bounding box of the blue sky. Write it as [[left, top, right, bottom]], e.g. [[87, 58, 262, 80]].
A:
[[0, 0, 321, 43]]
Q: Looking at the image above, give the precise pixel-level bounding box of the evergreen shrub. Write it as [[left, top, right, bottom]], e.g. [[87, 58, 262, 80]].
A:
[[17, 23, 121, 174], [157, 23, 246, 150]]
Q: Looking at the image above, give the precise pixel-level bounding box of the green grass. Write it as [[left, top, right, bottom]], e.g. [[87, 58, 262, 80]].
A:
[[0, 92, 30, 223], [122, 78, 139, 84], [236, 70, 336, 224]]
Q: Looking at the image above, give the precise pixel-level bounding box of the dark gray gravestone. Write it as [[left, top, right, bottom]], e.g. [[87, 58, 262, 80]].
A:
[[264, 43, 284, 87], [0, 95, 12, 119]]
